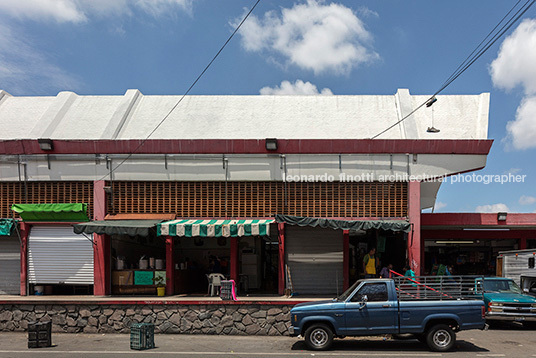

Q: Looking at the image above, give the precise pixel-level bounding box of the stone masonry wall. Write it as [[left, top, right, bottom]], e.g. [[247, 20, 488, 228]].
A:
[[0, 304, 292, 335]]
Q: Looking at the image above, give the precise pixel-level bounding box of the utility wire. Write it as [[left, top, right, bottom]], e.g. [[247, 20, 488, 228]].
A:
[[99, 0, 262, 181], [371, 0, 536, 139]]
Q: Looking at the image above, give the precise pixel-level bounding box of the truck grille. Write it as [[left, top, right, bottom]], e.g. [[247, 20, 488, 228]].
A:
[[502, 303, 532, 314]]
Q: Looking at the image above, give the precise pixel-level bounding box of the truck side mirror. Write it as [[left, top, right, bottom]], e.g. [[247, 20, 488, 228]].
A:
[[359, 295, 368, 309]]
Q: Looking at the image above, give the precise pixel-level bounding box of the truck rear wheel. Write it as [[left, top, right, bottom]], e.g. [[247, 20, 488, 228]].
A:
[[304, 323, 334, 350], [426, 324, 455, 352]]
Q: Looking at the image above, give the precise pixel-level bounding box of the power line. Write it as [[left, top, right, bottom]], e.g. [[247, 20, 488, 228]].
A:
[[371, 0, 536, 139], [99, 0, 262, 181]]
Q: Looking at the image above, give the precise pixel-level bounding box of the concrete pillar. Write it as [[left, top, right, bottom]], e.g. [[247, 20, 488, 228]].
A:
[[278, 223, 285, 295], [19, 222, 30, 296], [343, 229, 350, 290], [93, 180, 110, 296], [230, 237, 239, 282], [408, 181, 422, 275], [165, 236, 175, 296]]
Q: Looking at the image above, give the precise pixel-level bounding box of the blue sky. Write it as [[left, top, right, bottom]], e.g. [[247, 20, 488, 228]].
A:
[[1, 0, 535, 214]]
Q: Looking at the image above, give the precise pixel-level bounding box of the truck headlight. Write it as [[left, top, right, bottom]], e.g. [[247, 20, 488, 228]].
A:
[[489, 302, 503, 306]]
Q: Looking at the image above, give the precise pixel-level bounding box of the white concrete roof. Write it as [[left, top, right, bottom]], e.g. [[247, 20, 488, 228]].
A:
[[0, 88, 489, 140]]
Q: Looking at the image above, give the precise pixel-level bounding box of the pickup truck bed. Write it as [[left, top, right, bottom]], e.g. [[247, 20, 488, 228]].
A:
[[289, 277, 486, 351]]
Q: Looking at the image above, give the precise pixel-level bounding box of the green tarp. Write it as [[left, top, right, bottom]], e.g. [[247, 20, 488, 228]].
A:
[[0, 219, 15, 236], [11, 203, 89, 222], [73, 220, 163, 237], [275, 214, 411, 233]]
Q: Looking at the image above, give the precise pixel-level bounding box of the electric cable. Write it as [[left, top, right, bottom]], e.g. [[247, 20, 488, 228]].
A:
[[371, 0, 535, 139], [99, 0, 262, 180]]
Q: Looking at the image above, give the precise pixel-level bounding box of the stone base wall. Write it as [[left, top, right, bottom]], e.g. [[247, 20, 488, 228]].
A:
[[0, 304, 292, 335]]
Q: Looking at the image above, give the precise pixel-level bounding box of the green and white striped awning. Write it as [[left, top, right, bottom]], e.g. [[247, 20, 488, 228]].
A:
[[157, 219, 275, 237]]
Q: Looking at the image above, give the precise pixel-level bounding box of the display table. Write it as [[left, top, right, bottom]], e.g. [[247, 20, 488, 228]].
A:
[[112, 269, 165, 295]]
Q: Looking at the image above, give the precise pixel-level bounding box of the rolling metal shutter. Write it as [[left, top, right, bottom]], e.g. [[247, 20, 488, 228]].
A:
[[0, 235, 20, 295], [28, 226, 93, 285], [286, 226, 343, 295]]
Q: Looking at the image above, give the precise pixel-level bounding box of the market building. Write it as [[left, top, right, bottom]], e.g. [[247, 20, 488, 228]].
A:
[[1, 88, 535, 300]]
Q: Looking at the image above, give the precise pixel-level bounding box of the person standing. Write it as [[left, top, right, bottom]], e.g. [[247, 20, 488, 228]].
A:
[[363, 248, 378, 278], [379, 263, 393, 278]]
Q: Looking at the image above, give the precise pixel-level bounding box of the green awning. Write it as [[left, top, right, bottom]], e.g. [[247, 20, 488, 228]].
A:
[[11, 203, 89, 222], [275, 214, 411, 233], [0, 219, 15, 236], [158, 219, 275, 237], [73, 220, 163, 237]]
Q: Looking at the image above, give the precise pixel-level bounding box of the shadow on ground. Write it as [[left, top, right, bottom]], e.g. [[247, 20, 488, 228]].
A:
[[291, 337, 488, 352]]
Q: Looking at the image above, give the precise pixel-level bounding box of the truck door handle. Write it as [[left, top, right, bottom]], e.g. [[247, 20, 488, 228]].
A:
[[382, 305, 391, 308]]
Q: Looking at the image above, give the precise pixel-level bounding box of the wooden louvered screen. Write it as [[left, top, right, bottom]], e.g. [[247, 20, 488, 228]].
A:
[[0, 182, 94, 219], [109, 181, 407, 218]]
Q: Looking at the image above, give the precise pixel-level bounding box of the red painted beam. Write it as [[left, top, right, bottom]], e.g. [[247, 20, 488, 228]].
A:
[[0, 139, 493, 155], [0, 299, 312, 306], [422, 230, 536, 240], [422, 213, 536, 227], [278, 223, 285, 296], [165, 236, 175, 296]]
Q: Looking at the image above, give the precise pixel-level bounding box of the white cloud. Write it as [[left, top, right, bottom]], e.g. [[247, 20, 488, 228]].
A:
[[475, 203, 509, 213], [433, 201, 447, 212], [0, 0, 193, 23], [0, 23, 80, 94], [504, 168, 522, 174], [236, 0, 379, 75], [490, 19, 536, 150], [260, 80, 333, 95], [519, 195, 536, 205], [505, 96, 536, 150]]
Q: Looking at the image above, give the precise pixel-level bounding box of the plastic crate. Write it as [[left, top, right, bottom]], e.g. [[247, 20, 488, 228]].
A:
[[220, 280, 237, 301], [27, 321, 52, 348], [130, 323, 155, 350]]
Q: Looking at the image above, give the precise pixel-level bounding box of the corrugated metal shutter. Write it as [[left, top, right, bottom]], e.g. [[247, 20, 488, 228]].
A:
[[286, 226, 343, 295], [28, 226, 93, 285], [0, 235, 20, 295]]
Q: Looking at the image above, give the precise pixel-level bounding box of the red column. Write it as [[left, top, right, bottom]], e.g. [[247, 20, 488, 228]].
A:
[[343, 229, 350, 290], [93, 180, 110, 296], [408, 181, 422, 275], [230, 237, 239, 281], [278, 223, 285, 295], [19, 222, 30, 296], [165, 236, 175, 296], [519, 235, 527, 250]]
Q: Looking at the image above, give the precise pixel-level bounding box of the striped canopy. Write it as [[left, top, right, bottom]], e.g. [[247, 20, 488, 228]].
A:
[[157, 219, 275, 237]]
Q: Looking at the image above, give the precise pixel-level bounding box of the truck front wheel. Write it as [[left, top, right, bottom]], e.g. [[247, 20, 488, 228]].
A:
[[304, 323, 334, 350], [426, 324, 455, 352]]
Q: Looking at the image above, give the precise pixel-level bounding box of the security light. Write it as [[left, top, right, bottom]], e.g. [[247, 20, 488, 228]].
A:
[[497, 212, 507, 221], [37, 138, 54, 151], [265, 138, 278, 151]]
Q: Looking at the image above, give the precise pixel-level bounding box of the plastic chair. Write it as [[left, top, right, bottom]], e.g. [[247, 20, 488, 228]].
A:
[[208, 273, 226, 296]]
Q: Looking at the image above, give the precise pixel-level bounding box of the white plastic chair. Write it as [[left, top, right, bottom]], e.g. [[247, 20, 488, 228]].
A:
[[208, 273, 226, 296]]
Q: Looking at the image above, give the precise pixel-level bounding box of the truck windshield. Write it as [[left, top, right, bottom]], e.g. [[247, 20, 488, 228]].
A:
[[337, 279, 363, 301], [483, 279, 522, 294]]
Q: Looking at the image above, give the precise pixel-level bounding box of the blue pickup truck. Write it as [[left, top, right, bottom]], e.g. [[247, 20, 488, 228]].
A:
[[289, 277, 486, 352]]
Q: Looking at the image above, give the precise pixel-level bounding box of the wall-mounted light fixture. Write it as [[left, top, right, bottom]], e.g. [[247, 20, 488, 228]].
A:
[[265, 138, 278, 151], [103, 186, 113, 194], [37, 138, 54, 151], [497, 212, 508, 221]]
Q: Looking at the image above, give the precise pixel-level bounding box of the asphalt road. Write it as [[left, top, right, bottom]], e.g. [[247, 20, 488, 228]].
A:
[[0, 322, 534, 358]]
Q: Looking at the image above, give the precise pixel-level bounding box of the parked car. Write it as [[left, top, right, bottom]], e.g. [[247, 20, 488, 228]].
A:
[[289, 276, 486, 352], [477, 277, 536, 328]]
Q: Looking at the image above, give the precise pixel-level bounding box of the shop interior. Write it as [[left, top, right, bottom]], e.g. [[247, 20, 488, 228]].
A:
[[424, 239, 518, 276], [348, 229, 407, 282], [111, 231, 279, 296]]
